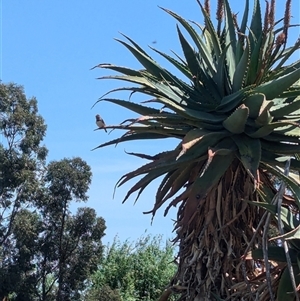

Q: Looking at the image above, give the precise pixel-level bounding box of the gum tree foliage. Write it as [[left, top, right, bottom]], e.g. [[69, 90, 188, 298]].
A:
[[0, 83, 106, 301], [0, 82, 47, 247], [0, 83, 48, 299]]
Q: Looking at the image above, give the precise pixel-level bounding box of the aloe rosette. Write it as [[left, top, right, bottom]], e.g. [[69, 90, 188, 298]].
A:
[[94, 0, 300, 299]]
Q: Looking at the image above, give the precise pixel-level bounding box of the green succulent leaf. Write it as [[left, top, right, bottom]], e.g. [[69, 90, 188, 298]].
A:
[[240, 0, 249, 35], [216, 86, 251, 113], [93, 63, 142, 77], [93, 132, 172, 150], [177, 128, 210, 160], [177, 131, 231, 161], [277, 265, 300, 301], [247, 201, 300, 232], [261, 151, 300, 172], [233, 38, 250, 92], [223, 0, 237, 85], [271, 225, 300, 241], [115, 39, 175, 84], [176, 25, 200, 79], [261, 140, 300, 154], [222, 104, 249, 134], [253, 68, 300, 100], [251, 247, 298, 263], [247, 121, 299, 138], [270, 97, 300, 118], [189, 152, 235, 202], [262, 163, 300, 208], [120, 163, 179, 205], [249, 0, 262, 50], [254, 100, 274, 126], [247, 34, 262, 85], [150, 46, 192, 80], [146, 167, 192, 217], [160, 7, 216, 75], [197, 3, 221, 58], [233, 135, 261, 180], [99, 98, 161, 116], [214, 44, 231, 97], [243, 93, 267, 119]]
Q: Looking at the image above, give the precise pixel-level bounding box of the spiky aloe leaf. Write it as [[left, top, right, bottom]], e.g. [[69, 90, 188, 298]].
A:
[[177, 131, 231, 161], [92, 63, 142, 77], [178, 139, 236, 226], [274, 39, 300, 70], [197, 3, 221, 58], [231, 135, 261, 180], [214, 43, 231, 97], [232, 38, 250, 92], [262, 163, 300, 208], [261, 140, 300, 154], [249, 0, 262, 51], [277, 265, 300, 301], [270, 97, 300, 118], [223, 104, 249, 134], [176, 25, 200, 79], [114, 39, 167, 80], [120, 163, 180, 205], [254, 100, 274, 126], [271, 225, 300, 241], [223, 0, 237, 84], [247, 121, 299, 138], [261, 151, 300, 172], [150, 46, 192, 80], [217, 84, 255, 111], [253, 68, 300, 99], [240, 0, 249, 36], [243, 93, 267, 119], [99, 98, 162, 115], [247, 200, 300, 251], [160, 7, 216, 75], [97, 74, 150, 87], [251, 247, 298, 263], [176, 128, 210, 160], [93, 132, 171, 150], [247, 34, 263, 85], [152, 163, 195, 213]]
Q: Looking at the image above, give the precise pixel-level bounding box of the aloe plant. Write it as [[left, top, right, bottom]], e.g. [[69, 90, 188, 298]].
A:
[[93, 0, 300, 300], [248, 200, 300, 300]]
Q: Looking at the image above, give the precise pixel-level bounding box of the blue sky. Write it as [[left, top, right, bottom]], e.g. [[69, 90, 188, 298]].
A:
[[1, 0, 299, 245]]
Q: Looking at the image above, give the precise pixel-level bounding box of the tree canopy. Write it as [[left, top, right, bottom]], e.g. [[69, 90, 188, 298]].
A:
[[85, 234, 177, 301], [0, 82, 106, 301]]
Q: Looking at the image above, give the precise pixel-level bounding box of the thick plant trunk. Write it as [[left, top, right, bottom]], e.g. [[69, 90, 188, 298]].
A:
[[169, 163, 270, 300]]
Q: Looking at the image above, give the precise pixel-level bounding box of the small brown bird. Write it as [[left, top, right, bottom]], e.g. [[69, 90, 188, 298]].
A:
[[95, 114, 107, 132]]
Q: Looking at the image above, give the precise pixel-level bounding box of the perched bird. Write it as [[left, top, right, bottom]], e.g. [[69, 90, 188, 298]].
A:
[[95, 114, 107, 132]]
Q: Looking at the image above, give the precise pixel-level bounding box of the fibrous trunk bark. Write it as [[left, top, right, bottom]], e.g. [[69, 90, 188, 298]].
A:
[[169, 163, 272, 300]]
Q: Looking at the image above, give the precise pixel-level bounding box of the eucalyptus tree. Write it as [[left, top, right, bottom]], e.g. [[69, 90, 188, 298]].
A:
[[0, 82, 47, 246], [0, 82, 47, 299], [0, 83, 106, 300]]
